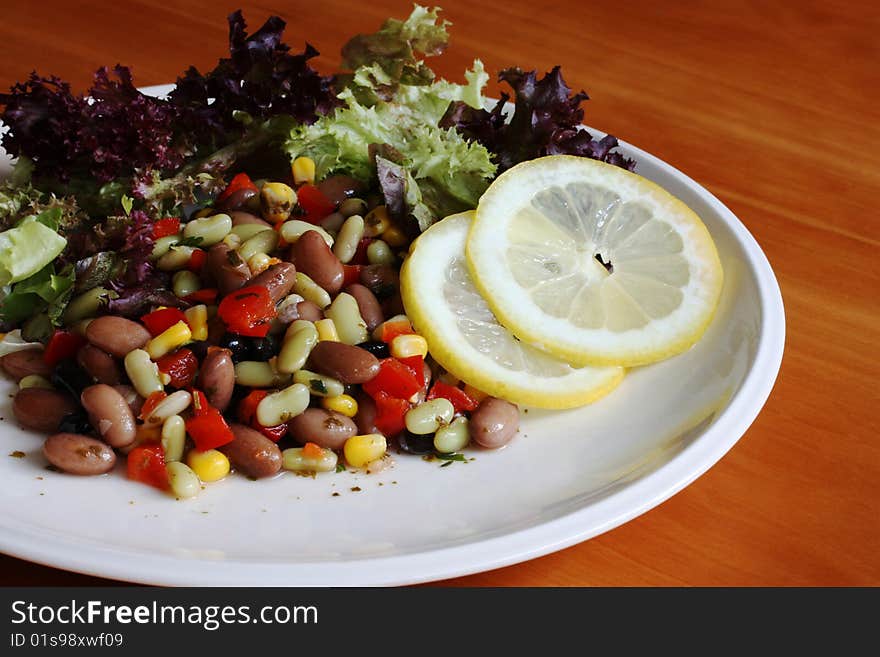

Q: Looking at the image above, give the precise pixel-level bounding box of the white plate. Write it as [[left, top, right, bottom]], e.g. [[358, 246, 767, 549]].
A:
[[0, 86, 784, 586]]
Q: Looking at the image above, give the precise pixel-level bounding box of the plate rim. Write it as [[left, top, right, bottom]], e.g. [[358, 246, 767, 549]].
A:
[[0, 85, 785, 586]]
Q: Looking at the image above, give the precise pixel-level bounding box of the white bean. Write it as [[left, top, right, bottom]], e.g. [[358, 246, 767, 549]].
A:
[[183, 213, 233, 246], [324, 293, 368, 345], [256, 383, 310, 427], [166, 461, 200, 499], [405, 398, 455, 435]]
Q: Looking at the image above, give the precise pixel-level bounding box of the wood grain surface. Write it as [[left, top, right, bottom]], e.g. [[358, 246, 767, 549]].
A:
[[0, 0, 877, 587]]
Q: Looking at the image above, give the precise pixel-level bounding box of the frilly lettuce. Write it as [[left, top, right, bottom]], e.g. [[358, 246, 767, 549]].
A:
[[284, 60, 495, 228]]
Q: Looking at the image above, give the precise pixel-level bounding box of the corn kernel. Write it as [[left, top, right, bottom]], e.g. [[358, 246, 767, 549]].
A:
[[186, 448, 231, 482], [315, 318, 339, 342], [261, 182, 297, 224], [390, 333, 428, 359], [343, 434, 387, 468], [363, 205, 391, 237], [321, 394, 358, 418], [292, 156, 316, 185], [184, 305, 208, 341], [145, 321, 192, 360], [382, 224, 408, 248]]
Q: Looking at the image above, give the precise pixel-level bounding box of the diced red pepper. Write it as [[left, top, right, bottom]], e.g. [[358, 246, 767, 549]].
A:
[[216, 285, 275, 337], [217, 172, 258, 204], [373, 391, 410, 437], [185, 400, 235, 451], [141, 307, 188, 337], [187, 249, 207, 272], [43, 330, 87, 367], [363, 358, 423, 400], [237, 390, 268, 425], [191, 389, 209, 416], [156, 349, 198, 389], [257, 423, 288, 442], [350, 237, 373, 266], [427, 381, 478, 413], [139, 391, 168, 421], [183, 288, 218, 305], [342, 264, 363, 288], [377, 318, 414, 343], [152, 217, 180, 240], [398, 355, 425, 389], [296, 184, 335, 224], [127, 444, 170, 491]]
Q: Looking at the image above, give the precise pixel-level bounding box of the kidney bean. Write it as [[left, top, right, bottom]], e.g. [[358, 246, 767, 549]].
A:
[[229, 210, 271, 227], [80, 384, 136, 448], [308, 341, 379, 384], [469, 397, 520, 449], [216, 187, 258, 212], [319, 211, 346, 233], [345, 283, 384, 331], [207, 243, 251, 295], [246, 262, 297, 304], [42, 433, 116, 475], [296, 300, 323, 322], [112, 385, 143, 417], [317, 174, 365, 205], [206, 316, 227, 346], [287, 408, 357, 450], [198, 348, 235, 411], [221, 424, 282, 479], [360, 264, 399, 300], [292, 230, 344, 295], [381, 293, 406, 318], [85, 316, 151, 358], [0, 348, 51, 381], [13, 388, 77, 433], [353, 391, 378, 435], [77, 344, 121, 385]]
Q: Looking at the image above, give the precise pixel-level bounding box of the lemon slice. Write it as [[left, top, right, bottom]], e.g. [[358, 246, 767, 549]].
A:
[[467, 155, 723, 367], [400, 211, 624, 409]]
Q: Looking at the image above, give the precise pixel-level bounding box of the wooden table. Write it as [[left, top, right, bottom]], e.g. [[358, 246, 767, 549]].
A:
[[0, 0, 877, 586]]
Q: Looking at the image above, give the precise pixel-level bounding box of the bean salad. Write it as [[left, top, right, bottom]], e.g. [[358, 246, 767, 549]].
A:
[[1, 170, 518, 498], [0, 6, 641, 499]]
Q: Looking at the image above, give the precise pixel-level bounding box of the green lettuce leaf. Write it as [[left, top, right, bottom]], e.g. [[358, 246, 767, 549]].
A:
[[341, 4, 450, 95], [284, 59, 495, 227], [0, 212, 68, 286], [0, 262, 74, 326]]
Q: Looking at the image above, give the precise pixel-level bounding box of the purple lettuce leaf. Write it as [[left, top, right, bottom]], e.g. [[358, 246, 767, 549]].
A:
[[169, 10, 339, 148], [440, 66, 635, 173], [1, 11, 338, 197]]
